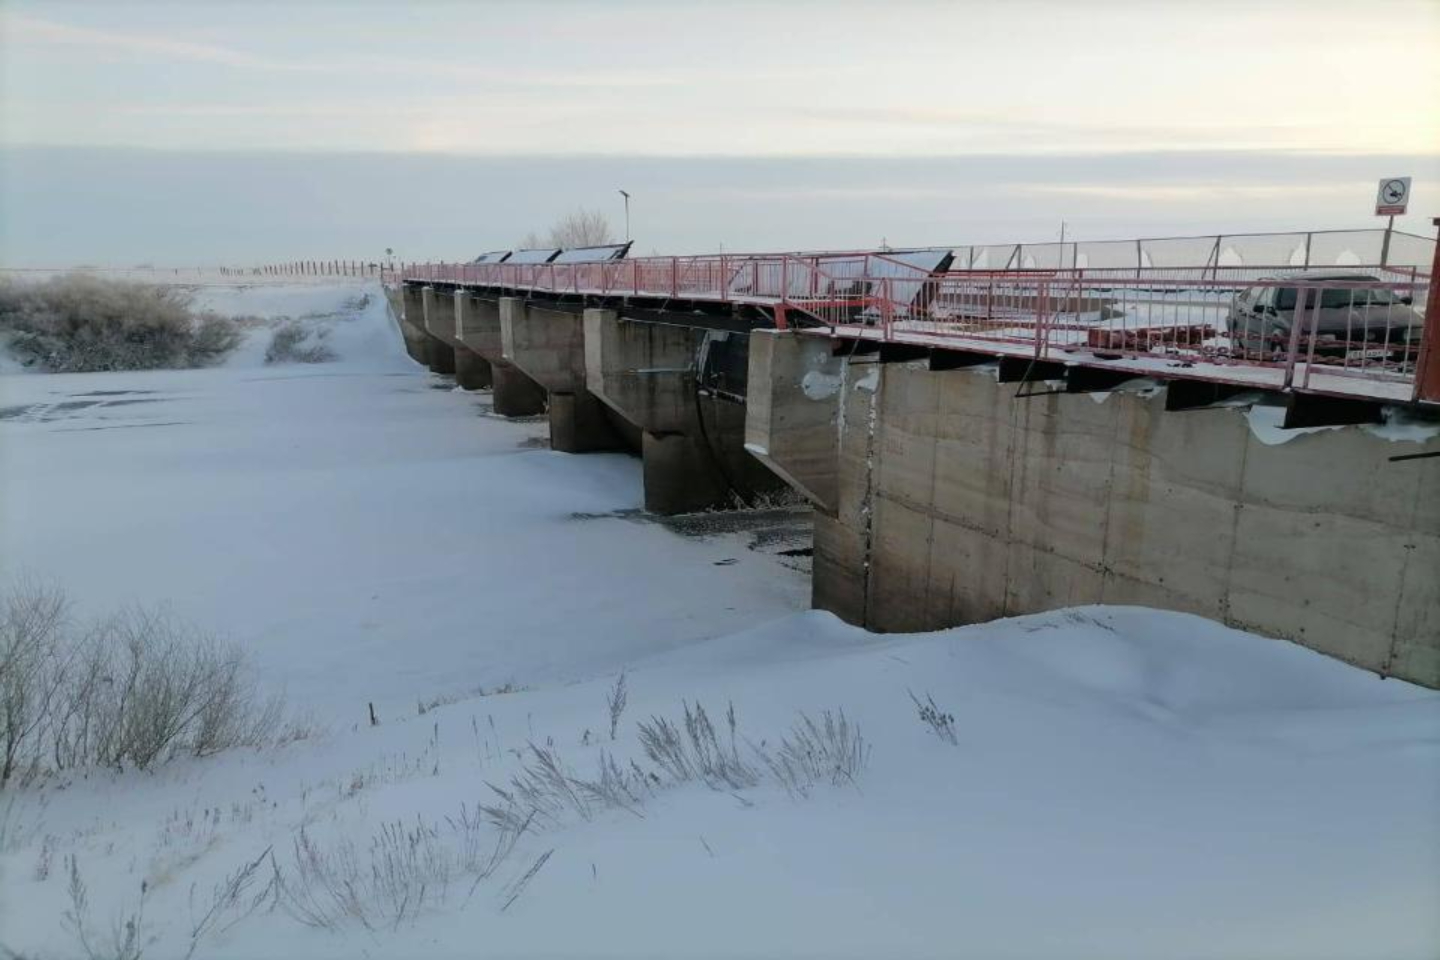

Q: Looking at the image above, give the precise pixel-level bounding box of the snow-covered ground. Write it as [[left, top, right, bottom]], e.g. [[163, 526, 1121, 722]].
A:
[[2, 281, 1438, 959]]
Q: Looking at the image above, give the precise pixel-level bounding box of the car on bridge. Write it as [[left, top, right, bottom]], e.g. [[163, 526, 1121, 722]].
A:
[[1225, 272, 1423, 362]]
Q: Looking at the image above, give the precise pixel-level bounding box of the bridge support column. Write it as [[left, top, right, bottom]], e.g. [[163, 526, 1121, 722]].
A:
[[419, 287, 456, 375], [399, 284, 437, 366], [500, 298, 629, 453], [585, 309, 783, 514], [453, 349, 492, 390], [491, 360, 548, 418], [455, 291, 544, 414]]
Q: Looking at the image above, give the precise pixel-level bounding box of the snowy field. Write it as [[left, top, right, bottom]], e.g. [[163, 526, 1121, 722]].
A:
[[1, 280, 1438, 959]]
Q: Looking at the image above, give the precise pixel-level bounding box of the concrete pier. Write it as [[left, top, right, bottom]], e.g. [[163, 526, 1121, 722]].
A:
[[744, 331, 843, 511], [453, 291, 546, 414], [500, 298, 630, 453], [748, 331, 1440, 688], [453, 349, 492, 390], [585, 309, 782, 513], [398, 285, 438, 366], [418, 287, 456, 375]]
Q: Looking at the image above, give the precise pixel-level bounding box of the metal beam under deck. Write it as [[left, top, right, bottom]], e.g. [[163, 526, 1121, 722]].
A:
[[808, 325, 1430, 410]]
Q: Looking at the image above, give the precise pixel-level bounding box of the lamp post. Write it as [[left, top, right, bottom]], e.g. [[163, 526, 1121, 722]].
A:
[[618, 190, 631, 242]]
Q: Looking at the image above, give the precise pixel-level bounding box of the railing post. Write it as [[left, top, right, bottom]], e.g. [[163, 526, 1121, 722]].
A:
[[881, 277, 894, 340], [1412, 217, 1440, 403], [1282, 283, 1312, 390], [1036, 280, 1049, 359]]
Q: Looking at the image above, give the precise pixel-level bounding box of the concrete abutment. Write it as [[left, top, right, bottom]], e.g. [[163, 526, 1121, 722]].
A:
[[746, 332, 1440, 688]]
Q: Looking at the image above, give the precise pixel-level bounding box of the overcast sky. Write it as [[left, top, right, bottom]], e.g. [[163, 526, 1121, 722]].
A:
[[2, 0, 1437, 265]]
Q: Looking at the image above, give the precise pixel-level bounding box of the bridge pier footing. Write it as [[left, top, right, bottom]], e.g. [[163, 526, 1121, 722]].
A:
[[490, 360, 546, 417], [453, 350, 492, 390]]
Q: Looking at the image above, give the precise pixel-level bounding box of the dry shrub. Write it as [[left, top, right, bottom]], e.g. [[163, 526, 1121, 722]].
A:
[[264, 320, 335, 365], [0, 583, 290, 788], [0, 273, 241, 372]]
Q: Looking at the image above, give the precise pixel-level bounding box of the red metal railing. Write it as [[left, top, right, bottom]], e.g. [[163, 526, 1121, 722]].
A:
[[394, 250, 939, 304], [394, 248, 1438, 405], [815, 269, 1432, 403]]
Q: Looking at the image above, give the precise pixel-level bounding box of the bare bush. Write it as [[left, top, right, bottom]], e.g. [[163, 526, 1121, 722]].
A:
[[0, 274, 242, 372], [909, 690, 957, 745], [49, 607, 285, 773], [264, 320, 335, 365], [0, 584, 290, 787], [0, 583, 69, 786]]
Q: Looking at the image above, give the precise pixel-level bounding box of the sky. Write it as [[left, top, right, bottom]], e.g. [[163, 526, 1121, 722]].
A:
[[1, 0, 1437, 265]]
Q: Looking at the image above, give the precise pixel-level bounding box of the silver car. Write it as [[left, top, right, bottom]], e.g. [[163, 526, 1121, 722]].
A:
[[1225, 273, 1423, 360]]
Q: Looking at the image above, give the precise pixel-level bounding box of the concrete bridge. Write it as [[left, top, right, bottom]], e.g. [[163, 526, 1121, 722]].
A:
[[390, 225, 1440, 688]]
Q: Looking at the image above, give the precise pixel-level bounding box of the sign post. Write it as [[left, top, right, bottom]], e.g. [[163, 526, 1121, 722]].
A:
[[1376, 177, 1411, 266]]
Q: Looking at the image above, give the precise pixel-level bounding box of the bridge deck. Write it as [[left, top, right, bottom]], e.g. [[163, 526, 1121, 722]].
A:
[[402, 247, 1438, 407]]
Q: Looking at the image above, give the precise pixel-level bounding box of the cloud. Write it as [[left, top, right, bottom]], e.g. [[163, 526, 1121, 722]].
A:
[[3, 13, 295, 70], [1, 12, 764, 91], [1023, 183, 1357, 203]]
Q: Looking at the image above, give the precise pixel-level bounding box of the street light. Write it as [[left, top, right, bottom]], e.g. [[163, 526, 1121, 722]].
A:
[[618, 189, 631, 242]]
